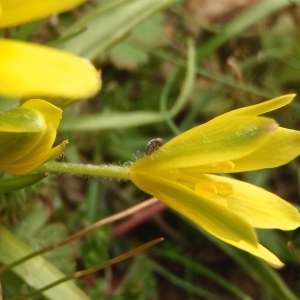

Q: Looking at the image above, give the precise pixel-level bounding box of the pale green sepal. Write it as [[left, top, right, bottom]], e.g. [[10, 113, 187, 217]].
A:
[[0, 131, 46, 165], [215, 94, 295, 120], [0, 107, 45, 133], [205, 174, 300, 230], [0, 99, 64, 174], [0, 173, 47, 193]]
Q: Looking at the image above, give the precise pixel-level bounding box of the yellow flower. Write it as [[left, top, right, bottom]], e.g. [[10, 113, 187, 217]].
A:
[[0, 0, 101, 104], [0, 0, 87, 27], [0, 99, 67, 175], [130, 94, 300, 268], [0, 40, 101, 103]]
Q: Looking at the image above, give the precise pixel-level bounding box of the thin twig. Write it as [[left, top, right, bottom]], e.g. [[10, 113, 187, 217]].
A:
[[10, 237, 164, 300], [0, 198, 158, 274]]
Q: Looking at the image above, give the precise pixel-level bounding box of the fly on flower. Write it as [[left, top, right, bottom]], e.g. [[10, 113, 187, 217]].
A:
[[146, 138, 163, 155], [130, 94, 300, 268]]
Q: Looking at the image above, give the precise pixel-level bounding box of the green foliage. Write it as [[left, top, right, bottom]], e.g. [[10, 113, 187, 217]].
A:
[[80, 229, 109, 268], [111, 254, 158, 300]]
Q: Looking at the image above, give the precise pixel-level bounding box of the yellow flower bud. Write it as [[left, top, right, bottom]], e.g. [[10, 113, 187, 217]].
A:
[[0, 99, 67, 174]]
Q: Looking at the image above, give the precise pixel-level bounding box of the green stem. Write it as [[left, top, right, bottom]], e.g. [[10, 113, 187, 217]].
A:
[[37, 161, 131, 180], [168, 38, 196, 118]]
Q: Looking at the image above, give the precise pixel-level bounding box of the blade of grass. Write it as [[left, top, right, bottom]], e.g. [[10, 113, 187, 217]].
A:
[[10, 238, 163, 300], [0, 225, 90, 300], [150, 248, 253, 300], [57, 0, 178, 59], [125, 39, 274, 98], [167, 39, 196, 119], [150, 261, 222, 300], [159, 38, 196, 135], [59, 111, 164, 132]]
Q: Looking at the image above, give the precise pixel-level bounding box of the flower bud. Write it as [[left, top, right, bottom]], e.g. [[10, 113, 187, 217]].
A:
[[0, 99, 67, 174]]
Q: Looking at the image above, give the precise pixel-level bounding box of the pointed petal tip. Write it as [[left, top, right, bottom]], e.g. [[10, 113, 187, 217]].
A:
[[270, 261, 285, 269], [275, 94, 296, 103]]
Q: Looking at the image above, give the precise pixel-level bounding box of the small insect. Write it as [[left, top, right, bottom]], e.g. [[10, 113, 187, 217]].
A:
[[145, 138, 163, 156]]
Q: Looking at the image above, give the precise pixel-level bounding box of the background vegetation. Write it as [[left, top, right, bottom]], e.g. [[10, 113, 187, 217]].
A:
[[1, 0, 300, 299]]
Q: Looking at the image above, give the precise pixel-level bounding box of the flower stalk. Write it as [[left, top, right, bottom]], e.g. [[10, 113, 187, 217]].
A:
[[37, 161, 131, 180]]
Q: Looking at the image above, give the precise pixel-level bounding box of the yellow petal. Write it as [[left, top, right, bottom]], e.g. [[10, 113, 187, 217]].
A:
[[205, 174, 300, 230], [236, 242, 284, 268], [130, 172, 284, 267], [0, 39, 101, 100], [0, 0, 87, 28], [22, 99, 62, 129], [178, 161, 235, 176], [45, 140, 68, 162], [132, 117, 277, 172], [131, 172, 258, 246], [215, 94, 295, 119], [3, 141, 68, 175], [230, 128, 300, 172]]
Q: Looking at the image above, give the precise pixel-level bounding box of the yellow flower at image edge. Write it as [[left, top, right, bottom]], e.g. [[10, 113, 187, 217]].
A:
[[0, 0, 87, 28], [0, 1, 101, 105], [0, 39, 101, 104], [0, 99, 67, 175], [130, 94, 300, 268]]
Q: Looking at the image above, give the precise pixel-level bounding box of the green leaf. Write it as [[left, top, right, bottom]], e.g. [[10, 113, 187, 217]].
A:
[[109, 13, 165, 70], [0, 225, 90, 300], [0, 173, 47, 193], [109, 43, 149, 70], [57, 0, 177, 59], [14, 203, 75, 274], [59, 111, 164, 132]]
